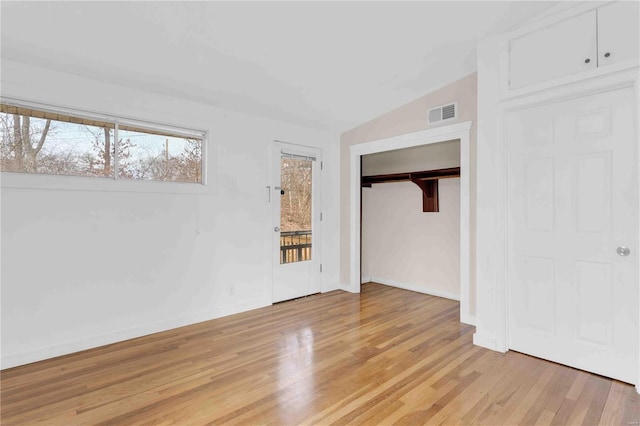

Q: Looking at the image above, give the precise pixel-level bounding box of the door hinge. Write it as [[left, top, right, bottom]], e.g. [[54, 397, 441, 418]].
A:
[[321, 161, 323, 170], [320, 264, 323, 273], [320, 212, 323, 221]]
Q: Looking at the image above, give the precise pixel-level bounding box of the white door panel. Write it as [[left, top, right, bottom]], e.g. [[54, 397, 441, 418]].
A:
[[597, 1, 640, 67], [507, 87, 638, 383], [509, 11, 597, 89]]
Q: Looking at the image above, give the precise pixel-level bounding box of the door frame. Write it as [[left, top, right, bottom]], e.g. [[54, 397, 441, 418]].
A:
[[269, 140, 322, 303], [480, 67, 640, 387], [349, 121, 473, 325]]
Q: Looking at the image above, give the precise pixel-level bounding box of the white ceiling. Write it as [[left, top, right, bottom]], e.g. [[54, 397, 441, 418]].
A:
[[1, 1, 557, 132]]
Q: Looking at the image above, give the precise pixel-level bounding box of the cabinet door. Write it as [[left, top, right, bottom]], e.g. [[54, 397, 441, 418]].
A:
[[509, 11, 597, 90], [598, 1, 639, 67]]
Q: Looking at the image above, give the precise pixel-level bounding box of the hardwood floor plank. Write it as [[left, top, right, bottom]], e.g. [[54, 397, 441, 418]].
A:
[[583, 375, 612, 425], [2, 283, 638, 425], [520, 367, 576, 425], [600, 381, 640, 426], [427, 353, 515, 424]]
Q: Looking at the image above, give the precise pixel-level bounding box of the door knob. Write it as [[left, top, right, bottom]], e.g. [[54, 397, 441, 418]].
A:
[[617, 246, 631, 257], [274, 226, 281, 232]]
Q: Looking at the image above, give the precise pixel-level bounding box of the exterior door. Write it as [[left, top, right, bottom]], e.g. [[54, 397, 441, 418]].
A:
[[506, 87, 638, 383], [272, 142, 321, 303]]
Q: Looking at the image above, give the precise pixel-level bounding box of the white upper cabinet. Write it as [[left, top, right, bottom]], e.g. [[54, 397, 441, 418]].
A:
[[598, 1, 640, 67], [509, 11, 597, 90], [508, 2, 639, 91]]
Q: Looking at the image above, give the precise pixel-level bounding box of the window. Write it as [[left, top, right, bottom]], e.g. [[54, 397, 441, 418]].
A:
[[279, 156, 313, 264], [0, 103, 204, 184]]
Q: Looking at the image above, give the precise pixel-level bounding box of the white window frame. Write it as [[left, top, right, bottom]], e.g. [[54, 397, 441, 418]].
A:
[[0, 98, 211, 194]]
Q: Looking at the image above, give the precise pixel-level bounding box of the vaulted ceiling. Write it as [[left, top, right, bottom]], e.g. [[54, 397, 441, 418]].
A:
[[1, 1, 557, 132]]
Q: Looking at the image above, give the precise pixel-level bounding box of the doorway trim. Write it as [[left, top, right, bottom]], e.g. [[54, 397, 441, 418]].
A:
[[349, 121, 473, 325]]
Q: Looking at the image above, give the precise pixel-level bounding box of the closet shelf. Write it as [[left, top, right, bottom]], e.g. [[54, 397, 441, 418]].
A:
[[361, 167, 460, 212]]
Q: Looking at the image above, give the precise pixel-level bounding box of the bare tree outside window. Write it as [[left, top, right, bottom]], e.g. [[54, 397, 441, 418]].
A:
[[0, 106, 203, 183], [280, 158, 312, 232], [279, 157, 313, 263], [117, 129, 202, 183], [0, 113, 112, 177]]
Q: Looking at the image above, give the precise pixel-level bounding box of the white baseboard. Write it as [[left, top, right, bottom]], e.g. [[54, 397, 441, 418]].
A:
[[321, 282, 344, 293], [473, 331, 505, 352], [1, 297, 271, 370], [337, 281, 360, 293], [370, 276, 460, 301], [460, 314, 476, 326], [361, 276, 372, 284]]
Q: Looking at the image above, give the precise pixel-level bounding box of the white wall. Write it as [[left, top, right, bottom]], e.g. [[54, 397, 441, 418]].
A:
[[361, 141, 460, 299], [474, 36, 507, 351], [0, 60, 341, 368], [362, 180, 460, 299]]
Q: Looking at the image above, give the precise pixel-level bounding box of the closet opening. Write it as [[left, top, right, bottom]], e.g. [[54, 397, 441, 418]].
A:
[[349, 121, 472, 324], [361, 140, 461, 301]]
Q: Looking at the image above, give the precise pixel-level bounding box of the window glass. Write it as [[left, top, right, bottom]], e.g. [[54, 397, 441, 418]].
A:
[[0, 104, 203, 184], [117, 129, 202, 183], [280, 157, 313, 264], [0, 110, 115, 178]]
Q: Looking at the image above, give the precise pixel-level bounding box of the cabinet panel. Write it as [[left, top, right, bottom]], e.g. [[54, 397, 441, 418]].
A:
[[509, 11, 597, 90], [598, 1, 639, 67]]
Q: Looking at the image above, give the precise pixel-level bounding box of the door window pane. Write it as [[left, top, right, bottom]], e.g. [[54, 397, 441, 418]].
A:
[[280, 157, 312, 264]]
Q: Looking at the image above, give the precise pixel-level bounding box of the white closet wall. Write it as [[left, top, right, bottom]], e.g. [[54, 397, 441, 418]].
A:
[[362, 141, 461, 299]]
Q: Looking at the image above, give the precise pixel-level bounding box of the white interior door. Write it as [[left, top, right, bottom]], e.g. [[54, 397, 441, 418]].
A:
[[272, 143, 321, 303], [507, 87, 638, 383]]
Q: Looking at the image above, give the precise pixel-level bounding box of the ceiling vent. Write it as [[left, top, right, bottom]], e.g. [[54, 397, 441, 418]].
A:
[[428, 102, 457, 125]]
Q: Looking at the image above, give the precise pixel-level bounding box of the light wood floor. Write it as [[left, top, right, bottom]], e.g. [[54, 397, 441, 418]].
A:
[[1, 283, 639, 425]]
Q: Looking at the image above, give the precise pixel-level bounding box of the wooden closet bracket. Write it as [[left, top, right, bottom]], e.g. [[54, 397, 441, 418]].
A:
[[410, 178, 439, 212], [361, 167, 460, 212]]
